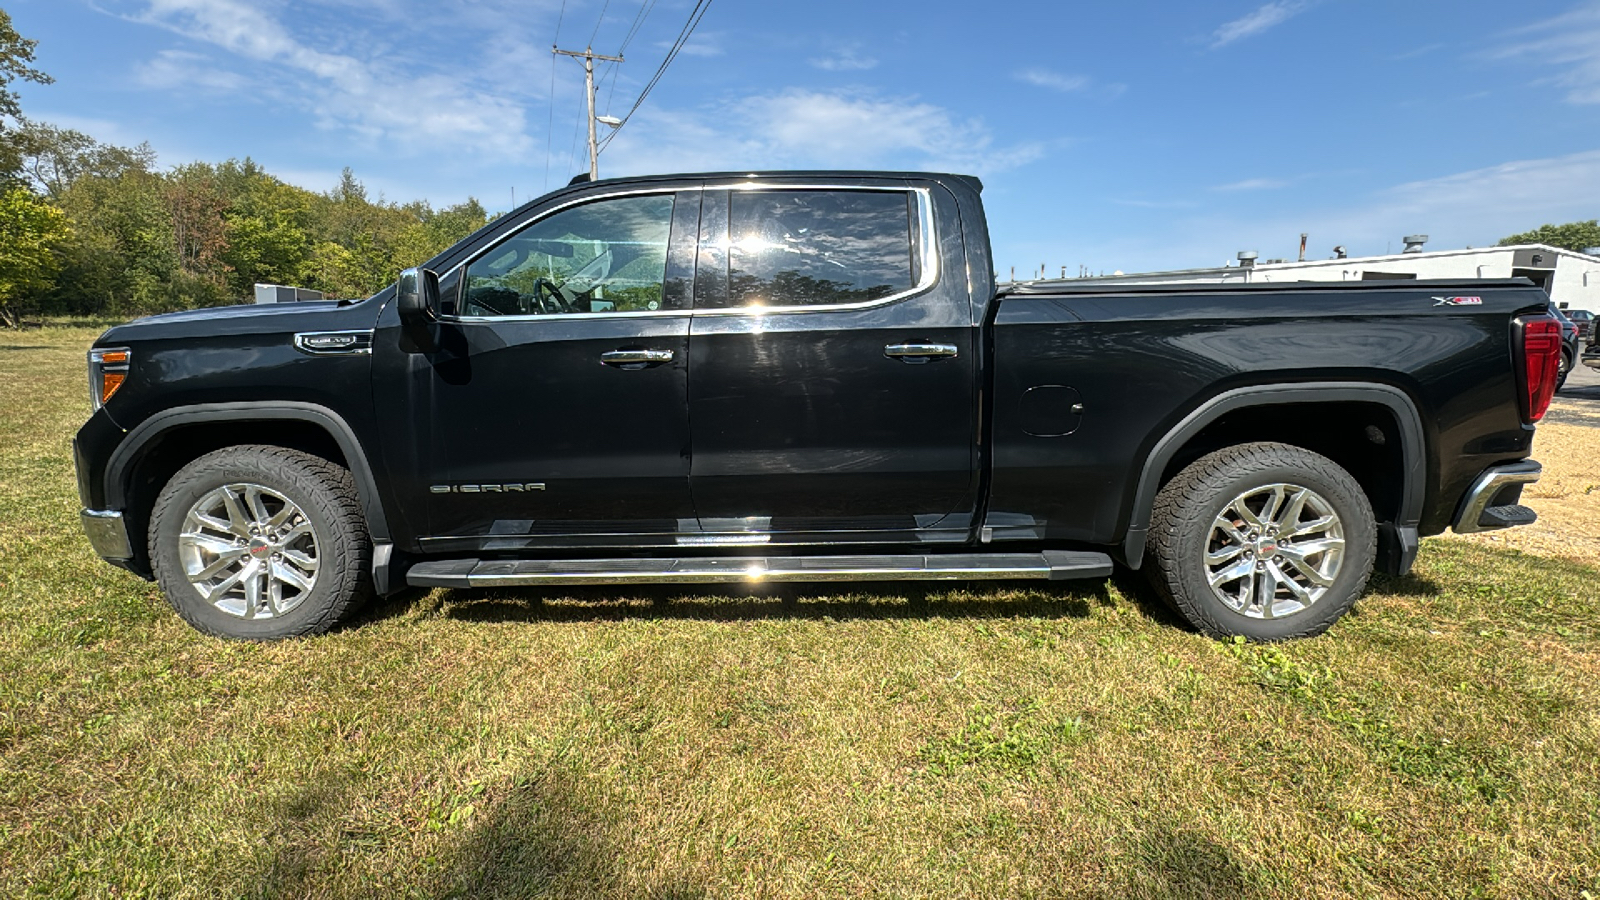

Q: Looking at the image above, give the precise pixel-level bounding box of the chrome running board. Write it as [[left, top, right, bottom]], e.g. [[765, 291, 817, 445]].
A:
[[405, 550, 1113, 589]]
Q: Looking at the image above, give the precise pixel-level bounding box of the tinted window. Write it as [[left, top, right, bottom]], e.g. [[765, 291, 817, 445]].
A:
[[713, 190, 916, 309], [463, 194, 674, 316]]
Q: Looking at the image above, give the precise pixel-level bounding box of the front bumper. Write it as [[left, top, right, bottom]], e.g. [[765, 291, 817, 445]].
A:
[[1451, 461, 1541, 534], [81, 508, 134, 561]]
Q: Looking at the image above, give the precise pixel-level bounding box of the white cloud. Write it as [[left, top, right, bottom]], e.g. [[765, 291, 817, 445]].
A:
[[1113, 198, 1199, 210], [1363, 149, 1600, 240], [1015, 68, 1089, 93], [134, 49, 245, 92], [1213, 177, 1290, 191], [1209, 0, 1315, 48], [116, 0, 536, 158], [599, 89, 1046, 179], [809, 46, 878, 72], [1095, 149, 1600, 272], [661, 30, 724, 58], [1013, 68, 1125, 100], [1499, 1, 1600, 104]]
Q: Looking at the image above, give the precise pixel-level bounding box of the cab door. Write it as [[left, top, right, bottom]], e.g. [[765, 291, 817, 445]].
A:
[[415, 189, 702, 553], [686, 184, 978, 544]]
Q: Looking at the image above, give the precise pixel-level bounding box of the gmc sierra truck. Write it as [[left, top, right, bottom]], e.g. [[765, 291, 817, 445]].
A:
[[73, 171, 1564, 641]]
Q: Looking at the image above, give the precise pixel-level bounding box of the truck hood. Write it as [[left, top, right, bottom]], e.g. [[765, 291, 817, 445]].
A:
[[96, 295, 386, 345], [125, 300, 346, 325]]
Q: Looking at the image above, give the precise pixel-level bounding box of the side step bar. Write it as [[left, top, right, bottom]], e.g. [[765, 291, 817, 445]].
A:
[[406, 550, 1114, 589]]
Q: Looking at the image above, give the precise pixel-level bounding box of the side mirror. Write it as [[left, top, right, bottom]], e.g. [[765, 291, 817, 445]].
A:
[[397, 267, 438, 352]]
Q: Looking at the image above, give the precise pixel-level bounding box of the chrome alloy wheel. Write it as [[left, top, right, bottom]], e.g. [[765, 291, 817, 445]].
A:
[[178, 483, 320, 619], [1205, 482, 1345, 620]]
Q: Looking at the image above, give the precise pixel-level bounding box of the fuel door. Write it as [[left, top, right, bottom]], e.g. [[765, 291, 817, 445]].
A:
[[1019, 385, 1084, 437]]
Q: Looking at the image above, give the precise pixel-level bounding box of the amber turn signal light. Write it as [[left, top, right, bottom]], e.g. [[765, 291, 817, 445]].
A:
[[88, 347, 131, 411]]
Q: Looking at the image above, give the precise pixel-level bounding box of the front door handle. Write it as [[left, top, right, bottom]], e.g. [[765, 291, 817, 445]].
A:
[[600, 348, 675, 367], [884, 342, 959, 362]]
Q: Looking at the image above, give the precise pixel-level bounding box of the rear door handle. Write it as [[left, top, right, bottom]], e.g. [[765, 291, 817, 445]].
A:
[[600, 349, 675, 367], [884, 342, 959, 362]]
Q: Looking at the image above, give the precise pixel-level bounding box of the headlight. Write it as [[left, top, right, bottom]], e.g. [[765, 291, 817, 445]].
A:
[[88, 347, 131, 411]]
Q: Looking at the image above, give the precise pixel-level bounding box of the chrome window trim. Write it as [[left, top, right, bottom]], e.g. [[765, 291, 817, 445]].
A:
[[441, 182, 938, 323], [445, 186, 689, 323]]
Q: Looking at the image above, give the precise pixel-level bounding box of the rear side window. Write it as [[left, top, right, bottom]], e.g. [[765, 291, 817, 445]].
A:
[[707, 190, 918, 309]]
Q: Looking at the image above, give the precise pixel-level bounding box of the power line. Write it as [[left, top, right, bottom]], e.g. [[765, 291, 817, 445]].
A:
[[541, 0, 569, 193], [587, 0, 612, 46], [597, 0, 653, 117], [597, 0, 712, 153], [617, 0, 658, 55]]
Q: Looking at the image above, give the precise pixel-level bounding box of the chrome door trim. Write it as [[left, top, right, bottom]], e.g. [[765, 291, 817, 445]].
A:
[[440, 183, 938, 323], [884, 342, 959, 360], [600, 349, 675, 364]]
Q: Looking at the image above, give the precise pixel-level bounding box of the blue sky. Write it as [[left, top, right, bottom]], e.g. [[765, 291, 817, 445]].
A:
[[10, 0, 1600, 274]]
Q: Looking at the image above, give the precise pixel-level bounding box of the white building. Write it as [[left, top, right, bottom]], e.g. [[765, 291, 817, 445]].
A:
[[1062, 243, 1600, 313]]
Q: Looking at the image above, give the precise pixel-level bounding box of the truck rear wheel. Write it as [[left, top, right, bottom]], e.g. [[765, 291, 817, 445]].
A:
[[1147, 442, 1376, 641], [149, 445, 373, 640]]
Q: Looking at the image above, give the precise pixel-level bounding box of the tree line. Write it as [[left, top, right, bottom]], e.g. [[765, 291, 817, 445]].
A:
[[0, 10, 488, 327]]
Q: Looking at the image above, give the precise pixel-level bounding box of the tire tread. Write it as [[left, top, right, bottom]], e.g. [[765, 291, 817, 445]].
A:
[[148, 445, 372, 640], [1147, 441, 1375, 641]]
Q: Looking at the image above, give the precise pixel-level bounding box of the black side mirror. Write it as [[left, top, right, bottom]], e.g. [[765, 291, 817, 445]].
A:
[[397, 267, 439, 352]]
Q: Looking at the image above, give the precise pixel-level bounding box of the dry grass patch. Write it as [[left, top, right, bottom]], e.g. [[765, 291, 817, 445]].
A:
[[1458, 396, 1600, 566], [2, 325, 1598, 898]]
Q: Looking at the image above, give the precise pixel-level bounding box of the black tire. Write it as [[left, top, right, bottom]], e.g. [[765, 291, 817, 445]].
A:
[[1147, 442, 1376, 641], [1556, 351, 1571, 392], [149, 445, 373, 640]]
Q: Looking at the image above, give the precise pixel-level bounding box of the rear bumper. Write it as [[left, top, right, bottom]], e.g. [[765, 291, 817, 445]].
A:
[[1451, 461, 1541, 534], [81, 508, 134, 561]]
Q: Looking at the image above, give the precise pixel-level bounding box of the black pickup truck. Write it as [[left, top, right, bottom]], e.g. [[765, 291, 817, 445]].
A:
[[74, 170, 1564, 641]]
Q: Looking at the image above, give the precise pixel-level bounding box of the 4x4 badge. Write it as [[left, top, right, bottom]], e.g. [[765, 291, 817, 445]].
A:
[[1432, 295, 1482, 306]]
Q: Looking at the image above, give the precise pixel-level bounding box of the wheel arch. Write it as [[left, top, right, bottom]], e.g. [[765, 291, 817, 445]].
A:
[[106, 403, 393, 560], [1121, 382, 1426, 574]]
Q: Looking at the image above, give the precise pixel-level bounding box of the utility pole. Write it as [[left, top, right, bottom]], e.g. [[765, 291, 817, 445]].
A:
[[553, 46, 625, 180]]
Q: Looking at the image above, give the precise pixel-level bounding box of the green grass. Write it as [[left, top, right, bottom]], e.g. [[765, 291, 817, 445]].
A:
[[2, 324, 1599, 899]]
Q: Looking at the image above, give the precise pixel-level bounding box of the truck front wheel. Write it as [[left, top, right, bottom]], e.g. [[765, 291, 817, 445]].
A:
[[1147, 442, 1376, 641], [149, 445, 373, 640]]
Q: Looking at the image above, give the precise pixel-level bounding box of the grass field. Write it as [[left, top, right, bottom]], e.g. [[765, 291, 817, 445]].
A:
[[2, 324, 1598, 899]]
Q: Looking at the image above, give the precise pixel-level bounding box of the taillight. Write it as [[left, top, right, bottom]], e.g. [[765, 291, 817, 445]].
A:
[[1516, 317, 1560, 423], [88, 347, 131, 411]]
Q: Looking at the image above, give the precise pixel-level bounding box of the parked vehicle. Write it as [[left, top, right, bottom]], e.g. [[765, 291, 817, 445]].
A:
[[74, 171, 1562, 642], [1584, 337, 1600, 372], [1565, 308, 1594, 342], [1551, 302, 1580, 390]]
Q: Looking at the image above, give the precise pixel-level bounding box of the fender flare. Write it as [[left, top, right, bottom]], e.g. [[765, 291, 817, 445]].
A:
[[104, 401, 392, 543], [1121, 382, 1426, 568]]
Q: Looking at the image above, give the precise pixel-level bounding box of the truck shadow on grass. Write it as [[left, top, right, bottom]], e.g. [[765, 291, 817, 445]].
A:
[[252, 765, 705, 900], [358, 575, 1191, 630]]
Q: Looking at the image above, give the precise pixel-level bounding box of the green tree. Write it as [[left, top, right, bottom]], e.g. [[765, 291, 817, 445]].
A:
[[216, 161, 315, 295], [0, 184, 69, 326], [1498, 220, 1600, 253], [10, 119, 155, 198], [54, 169, 182, 317], [0, 9, 53, 181]]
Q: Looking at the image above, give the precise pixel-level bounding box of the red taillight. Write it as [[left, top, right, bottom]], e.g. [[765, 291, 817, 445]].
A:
[[1519, 317, 1561, 423]]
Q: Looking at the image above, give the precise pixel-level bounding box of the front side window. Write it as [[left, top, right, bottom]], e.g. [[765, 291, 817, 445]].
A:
[[463, 194, 674, 316], [711, 190, 918, 309]]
